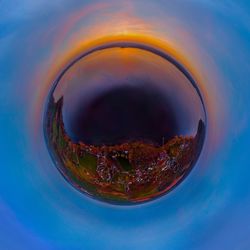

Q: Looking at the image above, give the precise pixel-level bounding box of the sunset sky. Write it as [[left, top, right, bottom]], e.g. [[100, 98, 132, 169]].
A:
[[1, 1, 250, 249]]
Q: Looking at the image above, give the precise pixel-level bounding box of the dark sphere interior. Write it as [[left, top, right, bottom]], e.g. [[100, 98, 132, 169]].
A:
[[66, 84, 179, 146]]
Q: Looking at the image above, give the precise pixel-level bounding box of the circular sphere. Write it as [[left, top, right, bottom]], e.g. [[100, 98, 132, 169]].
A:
[[44, 43, 206, 205]]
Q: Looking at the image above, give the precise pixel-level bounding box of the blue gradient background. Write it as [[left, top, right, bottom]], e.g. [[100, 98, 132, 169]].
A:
[[1, 1, 250, 249]]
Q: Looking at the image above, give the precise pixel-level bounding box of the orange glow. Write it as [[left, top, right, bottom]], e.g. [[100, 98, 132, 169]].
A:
[[30, 4, 227, 165]]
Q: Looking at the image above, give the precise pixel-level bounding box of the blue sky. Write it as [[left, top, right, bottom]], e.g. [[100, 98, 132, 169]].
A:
[[1, 0, 250, 249]]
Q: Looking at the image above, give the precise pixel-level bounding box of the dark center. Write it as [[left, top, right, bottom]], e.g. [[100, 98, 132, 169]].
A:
[[66, 84, 179, 146]]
